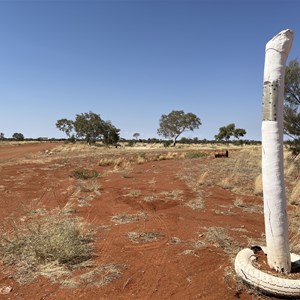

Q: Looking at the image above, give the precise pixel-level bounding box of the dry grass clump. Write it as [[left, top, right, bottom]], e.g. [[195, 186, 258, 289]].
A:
[[289, 181, 300, 205], [80, 264, 123, 287], [61, 263, 124, 288], [126, 231, 163, 243], [160, 189, 183, 201], [79, 180, 101, 194], [98, 157, 117, 166], [0, 211, 95, 283], [71, 168, 99, 180], [124, 189, 141, 197], [143, 194, 159, 202], [289, 207, 300, 254], [284, 150, 300, 178], [111, 211, 147, 224], [196, 226, 240, 255], [233, 198, 263, 214], [180, 148, 262, 196], [185, 197, 205, 210], [136, 154, 146, 164], [184, 151, 208, 159], [254, 174, 263, 196]]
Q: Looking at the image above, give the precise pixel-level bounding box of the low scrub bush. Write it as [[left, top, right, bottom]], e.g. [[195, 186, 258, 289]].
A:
[[71, 168, 99, 180]]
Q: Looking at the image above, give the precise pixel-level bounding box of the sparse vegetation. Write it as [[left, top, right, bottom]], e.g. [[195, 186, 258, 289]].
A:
[[111, 212, 147, 224], [71, 168, 99, 180], [1, 142, 300, 299], [127, 231, 163, 243], [0, 211, 95, 283], [200, 226, 241, 255], [184, 151, 207, 159], [185, 197, 204, 210]]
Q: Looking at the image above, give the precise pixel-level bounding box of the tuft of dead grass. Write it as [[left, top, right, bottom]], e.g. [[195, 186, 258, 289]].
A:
[[184, 151, 208, 159], [0, 210, 95, 283], [126, 231, 164, 243], [124, 189, 141, 197], [62, 263, 124, 288], [179, 148, 262, 196], [254, 174, 263, 196], [233, 198, 263, 214], [79, 180, 101, 194], [111, 211, 147, 224], [185, 195, 204, 210], [160, 189, 183, 201], [71, 168, 99, 180], [290, 181, 300, 205], [195, 226, 240, 255]]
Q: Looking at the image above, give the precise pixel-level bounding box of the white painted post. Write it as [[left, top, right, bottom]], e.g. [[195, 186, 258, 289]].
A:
[[262, 29, 294, 273]]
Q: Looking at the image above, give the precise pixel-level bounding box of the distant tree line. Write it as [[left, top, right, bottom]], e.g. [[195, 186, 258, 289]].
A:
[[2, 57, 300, 152], [1, 110, 250, 146], [0, 132, 25, 141]]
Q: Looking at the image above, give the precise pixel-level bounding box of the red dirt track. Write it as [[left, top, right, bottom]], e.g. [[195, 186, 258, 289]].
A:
[[0, 142, 61, 161], [0, 143, 275, 300]]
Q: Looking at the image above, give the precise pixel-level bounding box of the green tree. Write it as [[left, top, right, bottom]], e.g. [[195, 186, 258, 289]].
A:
[[233, 128, 247, 140], [102, 121, 120, 146], [55, 119, 74, 139], [215, 123, 246, 143], [133, 133, 140, 140], [284, 59, 300, 156], [73, 112, 105, 144], [12, 132, 24, 141], [157, 110, 201, 146], [57, 111, 120, 146]]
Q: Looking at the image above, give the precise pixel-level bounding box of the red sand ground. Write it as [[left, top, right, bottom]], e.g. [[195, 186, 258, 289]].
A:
[[0, 143, 277, 300]]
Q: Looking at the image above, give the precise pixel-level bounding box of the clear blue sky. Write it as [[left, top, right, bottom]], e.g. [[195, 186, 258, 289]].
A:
[[0, 0, 300, 141]]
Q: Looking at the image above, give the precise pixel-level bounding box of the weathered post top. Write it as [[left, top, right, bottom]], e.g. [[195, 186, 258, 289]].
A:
[[264, 29, 294, 83], [266, 29, 293, 54]]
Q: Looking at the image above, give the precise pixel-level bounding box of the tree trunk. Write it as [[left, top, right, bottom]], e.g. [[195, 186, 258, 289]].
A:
[[262, 29, 293, 273]]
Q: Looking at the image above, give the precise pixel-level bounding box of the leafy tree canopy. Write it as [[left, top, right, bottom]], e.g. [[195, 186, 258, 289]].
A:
[[215, 123, 246, 142], [12, 132, 24, 141], [157, 110, 201, 146], [133, 133, 140, 140], [56, 111, 120, 146], [56, 119, 74, 139], [102, 121, 120, 146], [284, 59, 300, 156], [73, 112, 105, 144]]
